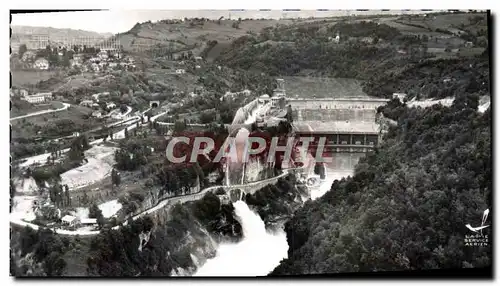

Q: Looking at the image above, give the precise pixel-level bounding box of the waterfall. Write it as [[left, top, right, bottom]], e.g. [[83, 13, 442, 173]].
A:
[[194, 100, 288, 276], [225, 162, 230, 186], [224, 101, 268, 187], [193, 201, 288, 276]]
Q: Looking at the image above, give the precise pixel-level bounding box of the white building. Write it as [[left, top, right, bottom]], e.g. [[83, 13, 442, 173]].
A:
[[81, 218, 97, 225], [23, 92, 53, 104], [70, 59, 81, 68], [329, 32, 340, 43], [91, 63, 100, 72], [175, 69, 186, 74], [21, 51, 36, 62], [73, 54, 83, 62], [61, 215, 78, 226], [106, 102, 116, 109], [259, 94, 270, 103], [34, 58, 49, 70], [98, 51, 109, 60], [80, 100, 94, 107], [392, 93, 407, 103]]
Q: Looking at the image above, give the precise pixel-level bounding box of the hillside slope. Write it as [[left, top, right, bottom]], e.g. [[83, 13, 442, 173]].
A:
[[115, 18, 296, 58], [272, 97, 491, 275]]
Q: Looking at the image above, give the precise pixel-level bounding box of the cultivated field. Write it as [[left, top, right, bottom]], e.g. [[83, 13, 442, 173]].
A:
[[11, 70, 59, 87], [11, 105, 103, 140]]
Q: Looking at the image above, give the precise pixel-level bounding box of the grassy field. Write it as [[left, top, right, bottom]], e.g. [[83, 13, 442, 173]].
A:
[[11, 105, 102, 140], [10, 101, 64, 118], [11, 70, 59, 87], [282, 76, 369, 98]]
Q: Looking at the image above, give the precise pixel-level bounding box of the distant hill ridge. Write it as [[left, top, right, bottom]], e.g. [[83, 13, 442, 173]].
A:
[[11, 25, 113, 39]]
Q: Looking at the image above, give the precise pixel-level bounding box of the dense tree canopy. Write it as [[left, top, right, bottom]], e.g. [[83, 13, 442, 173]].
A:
[[272, 96, 491, 275]]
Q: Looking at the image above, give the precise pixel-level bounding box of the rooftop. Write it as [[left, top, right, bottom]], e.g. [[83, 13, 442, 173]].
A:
[[293, 121, 381, 134], [81, 218, 97, 224], [61, 215, 77, 223]]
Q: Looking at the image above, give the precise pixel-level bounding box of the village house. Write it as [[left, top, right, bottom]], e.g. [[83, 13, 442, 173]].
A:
[[98, 50, 109, 60], [91, 63, 100, 72], [61, 215, 78, 227], [70, 59, 81, 68], [73, 54, 83, 62], [92, 110, 102, 118], [329, 33, 340, 43], [80, 100, 94, 107], [176, 69, 186, 74], [465, 41, 474, 48], [106, 102, 117, 109], [21, 51, 36, 62], [34, 58, 49, 70]]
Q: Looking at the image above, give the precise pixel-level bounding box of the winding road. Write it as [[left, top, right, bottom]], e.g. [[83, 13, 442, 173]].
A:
[[10, 102, 71, 121]]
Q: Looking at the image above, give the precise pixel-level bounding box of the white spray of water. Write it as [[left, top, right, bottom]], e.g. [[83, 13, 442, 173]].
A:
[[194, 201, 288, 277]]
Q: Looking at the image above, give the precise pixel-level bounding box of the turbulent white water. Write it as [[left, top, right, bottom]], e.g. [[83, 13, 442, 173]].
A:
[[194, 201, 288, 277]]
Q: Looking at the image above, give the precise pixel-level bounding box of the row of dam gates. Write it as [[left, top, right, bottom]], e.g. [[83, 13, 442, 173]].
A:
[[287, 97, 390, 153]]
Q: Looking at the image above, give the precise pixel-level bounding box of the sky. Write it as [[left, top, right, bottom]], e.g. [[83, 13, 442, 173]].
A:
[[10, 10, 437, 34]]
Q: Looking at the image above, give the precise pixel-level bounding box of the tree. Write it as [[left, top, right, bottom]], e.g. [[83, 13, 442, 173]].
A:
[[89, 202, 105, 228], [111, 168, 121, 187], [18, 44, 27, 59], [173, 120, 186, 134], [286, 105, 294, 122], [44, 252, 67, 276], [10, 179, 16, 212], [120, 104, 128, 113]]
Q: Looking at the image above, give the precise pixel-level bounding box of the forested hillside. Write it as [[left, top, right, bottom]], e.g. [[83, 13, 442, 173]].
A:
[[271, 96, 491, 274], [216, 21, 410, 79], [362, 53, 490, 99]]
